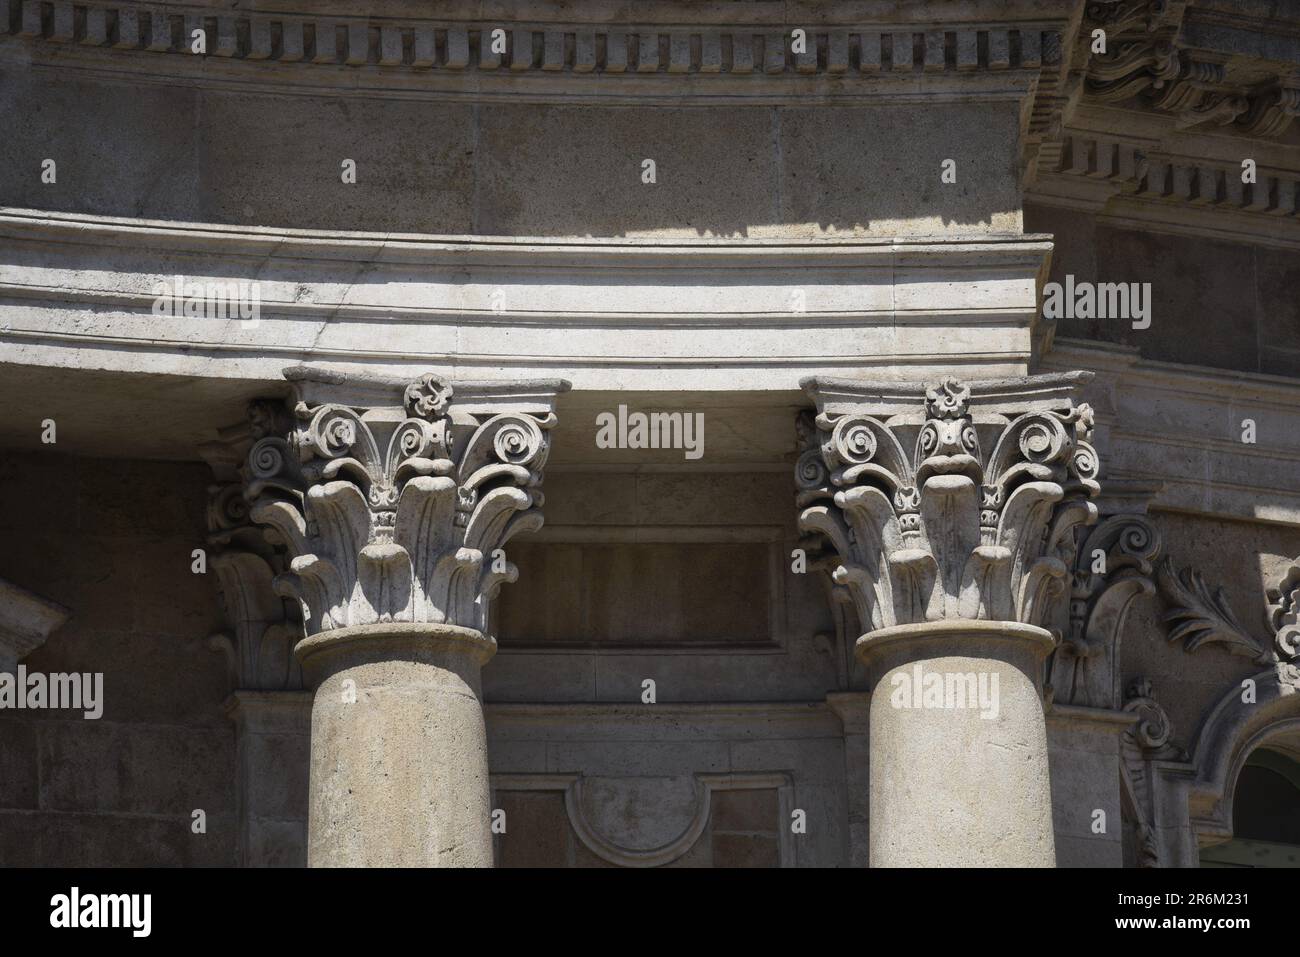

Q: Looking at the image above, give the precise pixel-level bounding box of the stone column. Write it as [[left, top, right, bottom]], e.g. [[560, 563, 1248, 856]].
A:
[[859, 621, 1057, 866], [243, 368, 567, 867], [797, 375, 1104, 867]]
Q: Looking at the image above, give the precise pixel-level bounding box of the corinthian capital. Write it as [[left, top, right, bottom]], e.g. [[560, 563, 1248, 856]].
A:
[[796, 374, 1101, 637], [243, 368, 569, 638]]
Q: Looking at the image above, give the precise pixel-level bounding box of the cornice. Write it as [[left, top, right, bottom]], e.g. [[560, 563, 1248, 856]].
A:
[[1023, 0, 1300, 239], [1027, 130, 1300, 245], [1045, 338, 1300, 408], [0, 207, 1051, 391], [0, 0, 1067, 105], [0, 206, 1055, 270], [1076, 0, 1300, 136]]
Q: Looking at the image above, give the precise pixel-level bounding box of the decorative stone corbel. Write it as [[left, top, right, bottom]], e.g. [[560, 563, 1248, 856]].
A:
[[1050, 511, 1162, 709], [1081, 5, 1298, 139], [1147, 55, 1248, 130], [242, 366, 569, 867], [1119, 677, 1186, 868], [1085, 1, 1175, 36], [1236, 84, 1300, 139], [1086, 35, 1180, 102]]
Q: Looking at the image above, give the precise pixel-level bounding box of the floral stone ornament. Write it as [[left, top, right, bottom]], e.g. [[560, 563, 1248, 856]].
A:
[[796, 374, 1101, 638], [242, 368, 568, 638]]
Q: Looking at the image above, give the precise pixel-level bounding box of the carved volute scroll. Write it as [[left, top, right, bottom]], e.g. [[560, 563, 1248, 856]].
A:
[[1268, 559, 1300, 662], [201, 401, 305, 692], [1051, 513, 1163, 708], [796, 374, 1101, 641], [1119, 677, 1187, 868], [1081, 1, 1299, 139], [241, 369, 568, 639]]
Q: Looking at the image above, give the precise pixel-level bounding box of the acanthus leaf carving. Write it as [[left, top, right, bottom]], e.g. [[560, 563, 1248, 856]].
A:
[[1156, 559, 1273, 665], [243, 370, 565, 638], [796, 375, 1100, 637], [200, 399, 305, 692]]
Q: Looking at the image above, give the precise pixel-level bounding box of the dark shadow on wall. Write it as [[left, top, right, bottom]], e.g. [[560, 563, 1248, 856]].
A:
[[1026, 202, 1300, 377], [0, 450, 237, 865]]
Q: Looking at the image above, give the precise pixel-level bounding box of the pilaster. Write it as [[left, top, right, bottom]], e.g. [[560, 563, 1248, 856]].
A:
[[201, 405, 309, 867], [825, 692, 871, 868]]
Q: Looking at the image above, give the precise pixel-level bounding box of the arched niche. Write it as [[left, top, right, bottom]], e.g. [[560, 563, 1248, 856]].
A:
[[1183, 666, 1300, 866], [1199, 744, 1300, 867]]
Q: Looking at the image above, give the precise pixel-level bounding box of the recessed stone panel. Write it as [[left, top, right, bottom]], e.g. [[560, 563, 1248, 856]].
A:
[[498, 540, 774, 646]]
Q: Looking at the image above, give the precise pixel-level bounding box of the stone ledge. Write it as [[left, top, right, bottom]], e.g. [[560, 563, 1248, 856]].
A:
[[0, 208, 1053, 393]]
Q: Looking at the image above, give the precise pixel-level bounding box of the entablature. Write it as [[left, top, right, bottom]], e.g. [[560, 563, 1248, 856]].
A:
[[0, 0, 1067, 104], [0, 207, 1054, 397]]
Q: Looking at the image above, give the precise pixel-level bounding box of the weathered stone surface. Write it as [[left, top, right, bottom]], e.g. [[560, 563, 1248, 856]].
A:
[[301, 624, 495, 867], [797, 375, 1100, 636], [236, 369, 565, 866], [1, 0, 1299, 873], [868, 633, 1057, 866]]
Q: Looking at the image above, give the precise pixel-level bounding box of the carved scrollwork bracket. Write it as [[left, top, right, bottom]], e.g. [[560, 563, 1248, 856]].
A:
[[1267, 559, 1300, 662], [1085, 1, 1175, 36], [1120, 676, 1187, 868], [1081, 1, 1296, 139], [1050, 512, 1163, 708]]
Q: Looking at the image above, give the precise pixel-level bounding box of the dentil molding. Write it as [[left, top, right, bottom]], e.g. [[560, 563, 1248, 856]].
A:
[[0, 0, 1065, 99]]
